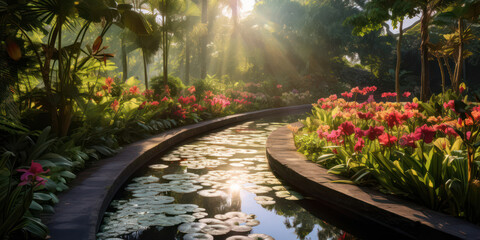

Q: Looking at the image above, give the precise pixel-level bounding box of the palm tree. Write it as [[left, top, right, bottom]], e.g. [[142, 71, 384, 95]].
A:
[[155, 0, 187, 85]]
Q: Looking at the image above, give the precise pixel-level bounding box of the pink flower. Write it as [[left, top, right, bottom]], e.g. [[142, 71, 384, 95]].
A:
[[354, 127, 366, 138], [365, 126, 384, 140], [17, 161, 49, 186], [402, 92, 411, 97], [367, 95, 375, 103], [129, 86, 140, 95], [161, 96, 169, 102], [341, 91, 353, 98], [326, 130, 342, 144], [187, 86, 196, 93], [378, 133, 397, 147], [150, 101, 160, 106], [400, 133, 421, 148], [357, 112, 374, 120], [276, 84, 282, 89], [138, 101, 147, 110], [404, 102, 418, 110], [443, 100, 455, 112], [329, 94, 337, 101], [414, 124, 436, 143], [385, 110, 403, 128], [339, 121, 355, 136], [354, 138, 365, 152], [381, 92, 397, 98]]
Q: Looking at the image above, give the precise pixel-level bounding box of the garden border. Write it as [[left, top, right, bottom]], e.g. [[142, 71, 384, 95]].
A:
[[266, 122, 480, 240], [46, 105, 312, 240]]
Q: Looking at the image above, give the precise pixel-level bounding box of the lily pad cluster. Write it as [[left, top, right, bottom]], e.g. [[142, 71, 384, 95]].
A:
[[97, 122, 303, 239]]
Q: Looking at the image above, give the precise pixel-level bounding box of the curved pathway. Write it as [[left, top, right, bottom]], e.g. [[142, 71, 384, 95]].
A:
[[45, 105, 311, 240]]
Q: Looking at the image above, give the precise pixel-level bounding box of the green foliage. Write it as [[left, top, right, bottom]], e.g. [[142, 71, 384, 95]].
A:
[[296, 89, 480, 222], [151, 75, 186, 97], [0, 154, 48, 239]]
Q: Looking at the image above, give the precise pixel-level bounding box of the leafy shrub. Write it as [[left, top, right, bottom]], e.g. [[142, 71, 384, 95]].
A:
[[151, 75, 185, 97], [295, 85, 480, 222]]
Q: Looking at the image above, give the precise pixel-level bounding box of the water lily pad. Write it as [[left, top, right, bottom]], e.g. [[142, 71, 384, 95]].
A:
[[201, 224, 231, 235], [178, 222, 207, 233], [275, 190, 304, 200], [248, 233, 275, 240], [231, 225, 252, 233], [183, 233, 214, 240], [149, 164, 169, 169], [254, 196, 275, 205], [226, 236, 253, 240], [163, 173, 199, 181], [198, 189, 227, 198]]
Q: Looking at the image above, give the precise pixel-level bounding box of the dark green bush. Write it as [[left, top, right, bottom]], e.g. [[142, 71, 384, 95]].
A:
[[151, 75, 185, 97]]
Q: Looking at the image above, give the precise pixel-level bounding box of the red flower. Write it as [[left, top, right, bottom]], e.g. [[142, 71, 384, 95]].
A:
[[385, 110, 403, 128], [276, 84, 282, 89], [354, 127, 366, 138], [326, 130, 342, 144], [150, 101, 160, 106], [341, 91, 353, 98], [460, 85, 465, 94], [402, 91, 411, 97], [111, 99, 119, 112], [354, 137, 365, 152], [443, 100, 455, 112], [351, 87, 360, 94], [17, 161, 49, 186], [357, 112, 374, 120], [105, 77, 114, 86], [400, 111, 414, 121], [339, 121, 355, 136], [365, 126, 384, 140], [404, 102, 418, 110], [329, 94, 337, 101], [414, 124, 436, 143], [138, 101, 147, 110], [187, 86, 196, 93], [400, 133, 421, 148], [129, 86, 140, 95], [378, 133, 397, 147]]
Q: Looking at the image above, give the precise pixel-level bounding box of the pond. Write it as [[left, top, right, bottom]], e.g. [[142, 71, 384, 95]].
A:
[[96, 115, 360, 240]]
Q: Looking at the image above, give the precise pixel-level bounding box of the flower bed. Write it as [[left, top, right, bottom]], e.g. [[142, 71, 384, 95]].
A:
[[1, 76, 313, 239], [294, 84, 480, 224]]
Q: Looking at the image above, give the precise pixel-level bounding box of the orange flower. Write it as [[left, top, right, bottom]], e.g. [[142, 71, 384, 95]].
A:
[[111, 99, 119, 112]]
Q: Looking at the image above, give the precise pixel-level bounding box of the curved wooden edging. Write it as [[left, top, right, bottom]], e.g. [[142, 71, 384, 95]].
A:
[[266, 123, 480, 240], [46, 105, 312, 240]]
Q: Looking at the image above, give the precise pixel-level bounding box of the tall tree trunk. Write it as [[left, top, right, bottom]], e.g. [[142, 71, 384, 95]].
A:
[[163, 13, 168, 85], [437, 57, 446, 94], [420, 8, 430, 101], [395, 20, 403, 103], [121, 37, 128, 82], [143, 49, 149, 89], [43, 20, 62, 135], [200, 0, 208, 79], [444, 56, 454, 84], [453, 18, 464, 93], [185, 32, 190, 85]]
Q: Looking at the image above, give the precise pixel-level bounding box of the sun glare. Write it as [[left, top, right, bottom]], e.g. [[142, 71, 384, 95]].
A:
[[240, 0, 256, 17], [224, 0, 256, 18]]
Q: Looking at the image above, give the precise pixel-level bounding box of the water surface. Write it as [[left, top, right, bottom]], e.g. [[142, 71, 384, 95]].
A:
[[97, 115, 358, 240]]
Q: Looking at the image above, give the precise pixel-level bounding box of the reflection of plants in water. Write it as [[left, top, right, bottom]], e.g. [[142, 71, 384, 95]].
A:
[[261, 197, 345, 240]]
